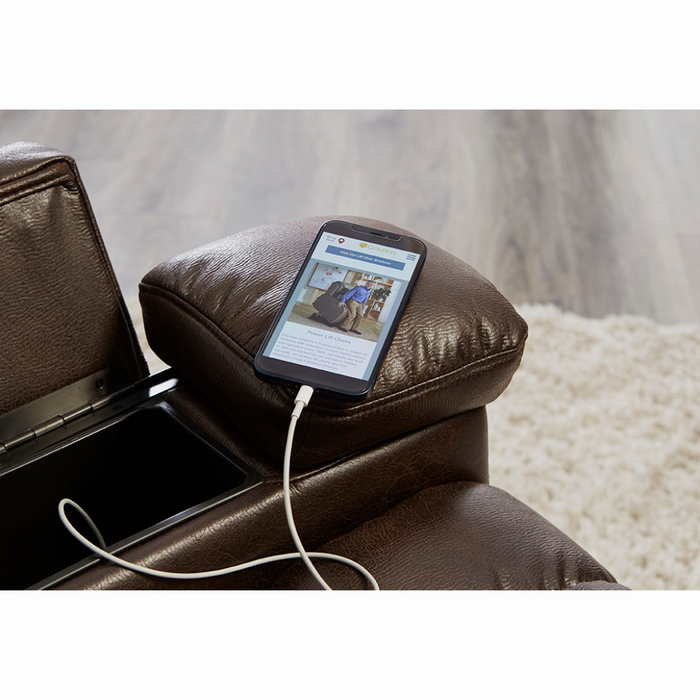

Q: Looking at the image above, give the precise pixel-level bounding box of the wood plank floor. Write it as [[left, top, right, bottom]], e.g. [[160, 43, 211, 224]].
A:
[[1, 110, 698, 323]]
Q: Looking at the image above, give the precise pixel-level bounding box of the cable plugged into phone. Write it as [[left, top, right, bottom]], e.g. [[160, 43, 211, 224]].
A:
[[284, 385, 332, 589], [291, 384, 315, 418], [58, 384, 379, 591]]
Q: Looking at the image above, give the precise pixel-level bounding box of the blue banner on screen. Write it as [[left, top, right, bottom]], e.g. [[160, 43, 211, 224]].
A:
[[325, 246, 406, 271]]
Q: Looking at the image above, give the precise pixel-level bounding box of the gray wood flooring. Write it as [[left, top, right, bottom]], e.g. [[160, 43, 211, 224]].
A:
[[1, 110, 698, 323]]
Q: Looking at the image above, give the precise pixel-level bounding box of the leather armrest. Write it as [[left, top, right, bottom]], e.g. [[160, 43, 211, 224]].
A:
[[139, 216, 527, 468]]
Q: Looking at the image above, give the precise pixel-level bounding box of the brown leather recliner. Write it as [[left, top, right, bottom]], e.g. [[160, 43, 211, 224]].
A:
[[0, 141, 628, 590], [311, 280, 350, 326]]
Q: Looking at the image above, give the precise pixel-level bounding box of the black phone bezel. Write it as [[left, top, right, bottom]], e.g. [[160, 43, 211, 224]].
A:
[[253, 220, 427, 400]]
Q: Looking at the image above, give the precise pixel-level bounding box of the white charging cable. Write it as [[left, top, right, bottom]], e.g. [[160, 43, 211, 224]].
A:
[[59, 385, 379, 590]]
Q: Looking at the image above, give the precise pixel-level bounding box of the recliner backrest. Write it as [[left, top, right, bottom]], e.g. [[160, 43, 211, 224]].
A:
[[325, 281, 347, 299]]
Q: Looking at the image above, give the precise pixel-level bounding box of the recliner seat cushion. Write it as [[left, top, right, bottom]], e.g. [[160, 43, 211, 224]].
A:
[[139, 216, 528, 468], [272, 481, 626, 590]]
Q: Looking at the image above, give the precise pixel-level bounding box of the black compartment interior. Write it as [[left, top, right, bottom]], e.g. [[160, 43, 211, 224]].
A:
[[0, 403, 256, 589]]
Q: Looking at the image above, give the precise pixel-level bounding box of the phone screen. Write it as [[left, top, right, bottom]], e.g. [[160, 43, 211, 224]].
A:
[[254, 221, 426, 398]]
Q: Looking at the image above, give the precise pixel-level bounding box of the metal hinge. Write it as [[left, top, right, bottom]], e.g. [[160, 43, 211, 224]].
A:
[[0, 366, 131, 456]]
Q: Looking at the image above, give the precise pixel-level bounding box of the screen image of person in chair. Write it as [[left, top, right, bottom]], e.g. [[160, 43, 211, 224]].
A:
[[338, 280, 374, 334], [286, 267, 398, 343], [263, 233, 418, 381]]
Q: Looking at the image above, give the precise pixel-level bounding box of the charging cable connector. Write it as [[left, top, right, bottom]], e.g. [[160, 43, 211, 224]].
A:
[[284, 385, 330, 589], [291, 384, 315, 418]]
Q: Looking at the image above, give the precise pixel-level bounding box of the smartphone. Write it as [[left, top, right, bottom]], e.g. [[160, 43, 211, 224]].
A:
[[254, 220, 427, 400]]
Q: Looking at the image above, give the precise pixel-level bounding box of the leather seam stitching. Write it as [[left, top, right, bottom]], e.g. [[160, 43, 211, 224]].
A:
[[139, 283, 256, 366]]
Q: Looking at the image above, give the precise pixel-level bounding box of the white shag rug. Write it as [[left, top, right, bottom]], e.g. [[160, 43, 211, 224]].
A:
[[129, 298, 700, 590], [489, 304, 700, 590]]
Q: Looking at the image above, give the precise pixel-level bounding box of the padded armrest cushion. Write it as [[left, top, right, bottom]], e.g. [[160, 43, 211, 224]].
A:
[[139, 216, 528, 467]]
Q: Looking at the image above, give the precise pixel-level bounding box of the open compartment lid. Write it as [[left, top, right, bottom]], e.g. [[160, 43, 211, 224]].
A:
[[0, 141, 149, 443]]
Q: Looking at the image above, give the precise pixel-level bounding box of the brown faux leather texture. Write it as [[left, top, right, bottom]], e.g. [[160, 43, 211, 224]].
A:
[[0, 142, 148, 416], [162, 382, 490, 484], [55, 384, 490, 590], [272, 482, 622, 590], [139, 216, 528, 467]]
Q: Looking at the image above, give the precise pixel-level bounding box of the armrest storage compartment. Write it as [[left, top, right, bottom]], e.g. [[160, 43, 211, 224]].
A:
[[0, 376, 262, 590]]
